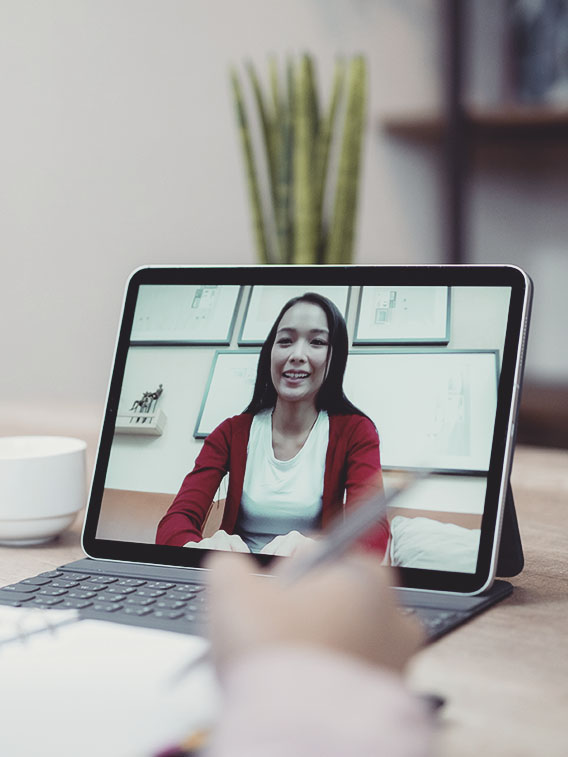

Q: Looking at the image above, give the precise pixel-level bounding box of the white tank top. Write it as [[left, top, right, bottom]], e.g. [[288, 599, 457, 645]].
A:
[[237, 409, 329, 552]]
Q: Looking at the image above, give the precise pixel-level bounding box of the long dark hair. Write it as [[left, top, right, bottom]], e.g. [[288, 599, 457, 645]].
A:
[[244, 292, 366, 417]]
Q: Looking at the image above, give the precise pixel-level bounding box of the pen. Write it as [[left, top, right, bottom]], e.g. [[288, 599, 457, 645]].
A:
[[171, 470, 427, 685]]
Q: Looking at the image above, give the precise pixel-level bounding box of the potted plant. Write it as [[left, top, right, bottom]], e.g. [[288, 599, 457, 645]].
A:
[[231, 53, 367, 265]]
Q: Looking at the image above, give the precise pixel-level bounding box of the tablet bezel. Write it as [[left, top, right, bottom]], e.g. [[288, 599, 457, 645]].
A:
[[82, 264, 532, 595]]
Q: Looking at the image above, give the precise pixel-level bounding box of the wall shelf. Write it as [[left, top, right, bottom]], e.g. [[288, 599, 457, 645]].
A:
[[381, 106, 568, 141], [114, 409, 167, 437], [377, 0, 568, 448]]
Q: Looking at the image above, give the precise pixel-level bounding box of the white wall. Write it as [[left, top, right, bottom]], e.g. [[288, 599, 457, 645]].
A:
[[0, 0, 443, 405], [1, 0, 563, 409]]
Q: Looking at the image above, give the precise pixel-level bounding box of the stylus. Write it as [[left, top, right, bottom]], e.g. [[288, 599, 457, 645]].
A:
[[171, 471, 427, 685]]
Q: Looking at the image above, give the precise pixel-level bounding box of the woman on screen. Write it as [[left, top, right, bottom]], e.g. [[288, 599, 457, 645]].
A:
[[156, 293, 388, 556]]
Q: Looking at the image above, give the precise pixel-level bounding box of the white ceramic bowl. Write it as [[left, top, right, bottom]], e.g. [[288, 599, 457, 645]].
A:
[[0, 436, 86, 546]]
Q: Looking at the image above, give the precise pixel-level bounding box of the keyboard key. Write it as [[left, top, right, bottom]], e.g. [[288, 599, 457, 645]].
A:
[[186, 602, 207, 613], [31, 597, 64, 606], [60, 600, 94, 609], [80, 582, 107, 591], [106, 586, 136, 595], [124, 597, 156, 607], [165, 590, 196, 601], [49, 580, 80, 589], [86, 576, 118, 585], [92, 603, 123, 612], [67, 591, 98, 600], [145, 582, 176, 590], [155, 600, 187, 610], [21, 577, 53, 586], [172, 584, 203, 594], [60, 573, 91, 581], [117, 579, 146, 587], [134, 589, 166, 598], [0, 596, 34, 606], [38, 588, 68, 597], [2, 584, 37, 593], [0, 590, 37, 603], [123, 607, 153, 616], [39, 571, 63, 578], [97, 594, 127, 603], [152, 610, 185, 620]]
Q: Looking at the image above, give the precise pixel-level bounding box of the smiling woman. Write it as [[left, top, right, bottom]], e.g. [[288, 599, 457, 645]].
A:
[[155, 294, 389, 556]]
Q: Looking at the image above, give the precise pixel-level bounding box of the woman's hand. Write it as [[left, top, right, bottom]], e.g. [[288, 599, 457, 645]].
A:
[[259, 530, 315, 557], [184, 529, 250, 552], [205, 551, 424, 675]]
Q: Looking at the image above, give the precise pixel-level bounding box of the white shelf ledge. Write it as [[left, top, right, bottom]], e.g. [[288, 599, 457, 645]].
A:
[[114, 409, 166, 437]]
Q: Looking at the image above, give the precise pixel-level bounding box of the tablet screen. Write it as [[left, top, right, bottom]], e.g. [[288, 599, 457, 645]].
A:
[[84, 266, 530, 594]]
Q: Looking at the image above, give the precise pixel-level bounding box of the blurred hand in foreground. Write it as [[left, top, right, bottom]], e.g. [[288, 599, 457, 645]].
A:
[[205, 550, 424, 676]]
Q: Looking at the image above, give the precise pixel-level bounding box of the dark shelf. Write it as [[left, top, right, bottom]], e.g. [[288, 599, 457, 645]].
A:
[[382, 2, 568, 449], [382, 106, 568, 141]]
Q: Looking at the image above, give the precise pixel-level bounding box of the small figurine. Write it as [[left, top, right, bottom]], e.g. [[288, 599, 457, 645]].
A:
[[129, 384, 164, 422], [148, 384, 164, 414]]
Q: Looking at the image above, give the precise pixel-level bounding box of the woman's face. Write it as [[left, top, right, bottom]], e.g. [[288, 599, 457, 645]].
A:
[[270, 301, 330, 407]]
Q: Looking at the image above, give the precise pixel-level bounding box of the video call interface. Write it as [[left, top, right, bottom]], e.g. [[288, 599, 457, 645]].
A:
[[97, 283, 512, 574]]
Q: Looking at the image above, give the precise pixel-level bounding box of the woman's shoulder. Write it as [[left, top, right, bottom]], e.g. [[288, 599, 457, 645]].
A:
[[204, 414, 253, 452], [209, 413, 254, 441], [329, 413, 377, 439]]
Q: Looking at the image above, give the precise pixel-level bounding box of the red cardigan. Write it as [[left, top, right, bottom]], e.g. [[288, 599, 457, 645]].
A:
[[155, 413, 389, 553]]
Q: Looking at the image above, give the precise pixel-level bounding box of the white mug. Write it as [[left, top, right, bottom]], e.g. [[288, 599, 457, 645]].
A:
[[0, 436, 87, 545]]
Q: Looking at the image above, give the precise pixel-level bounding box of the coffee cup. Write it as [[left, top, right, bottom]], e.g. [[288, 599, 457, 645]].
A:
[[0, 436, 87, 546]]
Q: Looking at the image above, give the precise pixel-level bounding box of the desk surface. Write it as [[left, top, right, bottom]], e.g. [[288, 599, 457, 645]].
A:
[[1, 406, 567, 756]]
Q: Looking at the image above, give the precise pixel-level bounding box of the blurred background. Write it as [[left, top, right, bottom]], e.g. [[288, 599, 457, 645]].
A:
[[1, 0, 567, 448]]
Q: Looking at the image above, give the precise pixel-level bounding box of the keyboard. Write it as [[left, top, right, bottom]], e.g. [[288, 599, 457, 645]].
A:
[[0, 564, 470, 641], [0, 567, 210, 635]]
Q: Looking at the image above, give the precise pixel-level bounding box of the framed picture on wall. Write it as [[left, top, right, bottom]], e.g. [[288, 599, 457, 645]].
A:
[[354, 286, 450, 344], [343, 349, 498, 472], [239, 285, 350, 345], [130, 285, 242, 345], [194, 350, 260, 438]]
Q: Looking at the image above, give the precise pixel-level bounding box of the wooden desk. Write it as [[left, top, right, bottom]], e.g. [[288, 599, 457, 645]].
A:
[[410, 445, 568, 757], [1, 407, 567, 756]]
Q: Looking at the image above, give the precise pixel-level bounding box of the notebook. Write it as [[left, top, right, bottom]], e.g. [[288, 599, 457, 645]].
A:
[[0, 606, 216, 756], [0, 265, 533, 641]]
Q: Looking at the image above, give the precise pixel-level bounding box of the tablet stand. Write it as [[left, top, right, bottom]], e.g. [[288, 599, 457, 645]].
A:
[[496, 482, 524, 577]]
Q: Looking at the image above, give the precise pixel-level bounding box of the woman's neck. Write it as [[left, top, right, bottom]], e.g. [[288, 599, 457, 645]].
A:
[[272, 400, 318, 436]]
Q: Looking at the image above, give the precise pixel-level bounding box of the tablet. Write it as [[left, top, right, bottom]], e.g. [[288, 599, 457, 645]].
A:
[[82, 264, 532, 596]]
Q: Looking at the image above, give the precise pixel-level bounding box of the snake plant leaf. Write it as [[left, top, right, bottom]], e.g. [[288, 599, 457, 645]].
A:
[[314, 58, 345, 263], [246, 61, 279, 234], [292, 55, 318, 264], [326, 56, 367, 265], [270, 56, 291, 264], [230, 67, 271, 264]]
